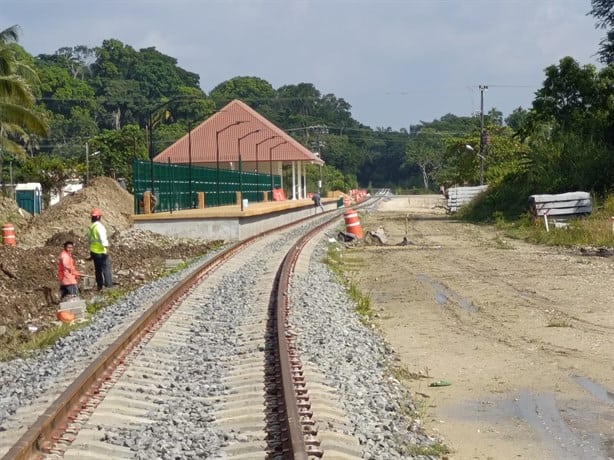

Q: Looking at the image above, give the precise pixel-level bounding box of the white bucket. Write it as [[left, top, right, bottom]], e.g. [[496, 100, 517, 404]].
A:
[[242, 199, 248, 209]]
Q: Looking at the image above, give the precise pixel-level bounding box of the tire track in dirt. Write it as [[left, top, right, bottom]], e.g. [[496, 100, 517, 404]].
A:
[[350, 198, 614, 460]]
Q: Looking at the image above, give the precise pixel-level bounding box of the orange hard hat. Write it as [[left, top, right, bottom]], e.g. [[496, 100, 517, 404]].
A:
[[90, 207, 103, 217]]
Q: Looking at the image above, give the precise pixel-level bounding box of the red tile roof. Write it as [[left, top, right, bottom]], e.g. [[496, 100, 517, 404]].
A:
[[154, 99, 324, 166]]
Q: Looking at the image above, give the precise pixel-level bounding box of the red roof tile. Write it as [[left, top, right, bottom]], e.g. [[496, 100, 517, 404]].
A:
[[154, 99, 324, 166]]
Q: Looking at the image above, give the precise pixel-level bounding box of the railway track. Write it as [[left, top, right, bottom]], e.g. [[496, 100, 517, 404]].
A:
[[2, 210, 365, 459]]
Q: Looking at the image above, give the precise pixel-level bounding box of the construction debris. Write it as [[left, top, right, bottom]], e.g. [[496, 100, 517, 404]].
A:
[[337, 231, 358, 243], [365, 226, 388, 245]]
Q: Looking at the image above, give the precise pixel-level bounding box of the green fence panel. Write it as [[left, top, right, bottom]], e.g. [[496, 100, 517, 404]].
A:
[[132, 159, 280, 213]]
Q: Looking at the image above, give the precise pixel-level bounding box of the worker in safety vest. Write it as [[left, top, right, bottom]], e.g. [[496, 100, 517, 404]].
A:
[[58, 240, 83, 298], [87, 207, 113, 290]]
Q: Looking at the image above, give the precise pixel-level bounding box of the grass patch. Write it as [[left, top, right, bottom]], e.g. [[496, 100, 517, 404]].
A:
[[547, 317, 573, 328], [323, 243, 344, 275], [0, 322, 85, 361], [348, 281, 372, 320], [86, 286, 129, 315], [484, 195, 614, 249], [495, 209, 614, 249], [323, 243, 373, 322], [397, 397, 452, 457], [164, 259, 190, 276], [405, 441, 451, 457]]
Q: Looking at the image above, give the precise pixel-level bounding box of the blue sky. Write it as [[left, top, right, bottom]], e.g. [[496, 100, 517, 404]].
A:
[[1, 0, 605, 130]]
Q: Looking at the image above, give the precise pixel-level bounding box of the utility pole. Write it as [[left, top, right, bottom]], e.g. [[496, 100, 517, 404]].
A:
[[86, 142, 89, 184], [312, 125, 327, 193], [479, 84, 488, 186]]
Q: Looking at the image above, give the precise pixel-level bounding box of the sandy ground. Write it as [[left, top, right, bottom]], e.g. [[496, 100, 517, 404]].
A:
[[348, 195, 614, 460]]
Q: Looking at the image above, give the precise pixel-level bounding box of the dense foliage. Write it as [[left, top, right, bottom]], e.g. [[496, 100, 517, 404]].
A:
[[2, 2, 614, 219], [0, 25, 49, 182]]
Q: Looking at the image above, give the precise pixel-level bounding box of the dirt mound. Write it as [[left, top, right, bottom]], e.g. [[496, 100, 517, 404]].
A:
[[0, 195, 31, 235], [18, 177, 134, 247], [0, 177, 220, 354]]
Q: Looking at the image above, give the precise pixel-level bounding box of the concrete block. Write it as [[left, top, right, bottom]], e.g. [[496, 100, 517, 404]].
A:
[[58, 297, 86, 319], [165, 259, 184, 269], [82, 276, 96, 290]]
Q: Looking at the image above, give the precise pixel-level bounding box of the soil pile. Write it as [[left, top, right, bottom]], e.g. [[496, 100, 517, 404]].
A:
[[0, 177, 220, 349], [0, 196, 30, 234], [17, 177, 134, 247]]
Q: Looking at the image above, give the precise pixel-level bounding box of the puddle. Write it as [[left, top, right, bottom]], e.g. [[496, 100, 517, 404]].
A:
[[443, 389, 611, 460], [416, 274, 477, 313], [514, 390, 605, 460], [572, 375, 614, 405]]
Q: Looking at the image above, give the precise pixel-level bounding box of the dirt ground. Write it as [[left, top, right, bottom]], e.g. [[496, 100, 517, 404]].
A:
[[350, 195, 614, 460], [0, 177, 220, 349]]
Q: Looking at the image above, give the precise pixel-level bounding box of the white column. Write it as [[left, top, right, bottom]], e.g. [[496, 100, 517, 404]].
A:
[[291, 161, 297, 200]]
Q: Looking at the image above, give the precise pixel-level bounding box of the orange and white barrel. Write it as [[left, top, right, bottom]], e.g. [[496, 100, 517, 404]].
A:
[[344, 209, 363, 239], [2, 223, 16, 246]]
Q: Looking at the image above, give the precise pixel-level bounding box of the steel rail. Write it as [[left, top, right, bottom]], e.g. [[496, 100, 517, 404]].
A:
[[3, 237, 251, 460], [2, 206, 347, 460], [4, 199, 376, 459], [275, 214, 345, 459]]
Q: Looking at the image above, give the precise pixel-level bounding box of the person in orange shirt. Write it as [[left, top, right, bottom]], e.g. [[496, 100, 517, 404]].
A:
[[58, 240, 83, 298]]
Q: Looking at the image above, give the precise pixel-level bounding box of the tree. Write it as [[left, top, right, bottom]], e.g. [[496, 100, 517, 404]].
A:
[[210, 76, 276, 119], [17, 153, 74, 205], [39, 45, 96, 80], [275, 83, 322, 128], [486, 108, 504, 126], [89, 39, 204, 129], [504, 107, 528, 131], [414, 113, 478, 135], [88, 124, 148, 186], [37, 63, 97, 117], [47, 107, 99, 159], [357, 129, 413, 188], [589, 0, 614, 63], [0, 25, 49, 187], [132, 46, 200, 100], [528, 57, 607, 138], [405, 128, 444, 190], [321, 134, 366, 177], [167, 86, 215, 129]]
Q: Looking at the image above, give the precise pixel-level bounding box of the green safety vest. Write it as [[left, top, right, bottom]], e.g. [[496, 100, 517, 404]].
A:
[[87, 222, 105, 254]]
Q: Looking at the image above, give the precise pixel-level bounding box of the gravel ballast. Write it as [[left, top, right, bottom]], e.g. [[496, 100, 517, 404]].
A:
[[0, 217, 441, 459]]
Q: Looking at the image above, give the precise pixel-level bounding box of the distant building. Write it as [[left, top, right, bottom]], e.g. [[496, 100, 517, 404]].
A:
[[50, 180, 83, 206]]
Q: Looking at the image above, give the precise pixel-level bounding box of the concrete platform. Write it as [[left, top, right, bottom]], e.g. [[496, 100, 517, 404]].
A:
[[132, 198, 341, 241]]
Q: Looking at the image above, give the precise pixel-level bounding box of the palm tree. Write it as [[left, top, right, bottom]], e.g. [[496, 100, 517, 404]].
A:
[[0, 25, 49, 188]]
